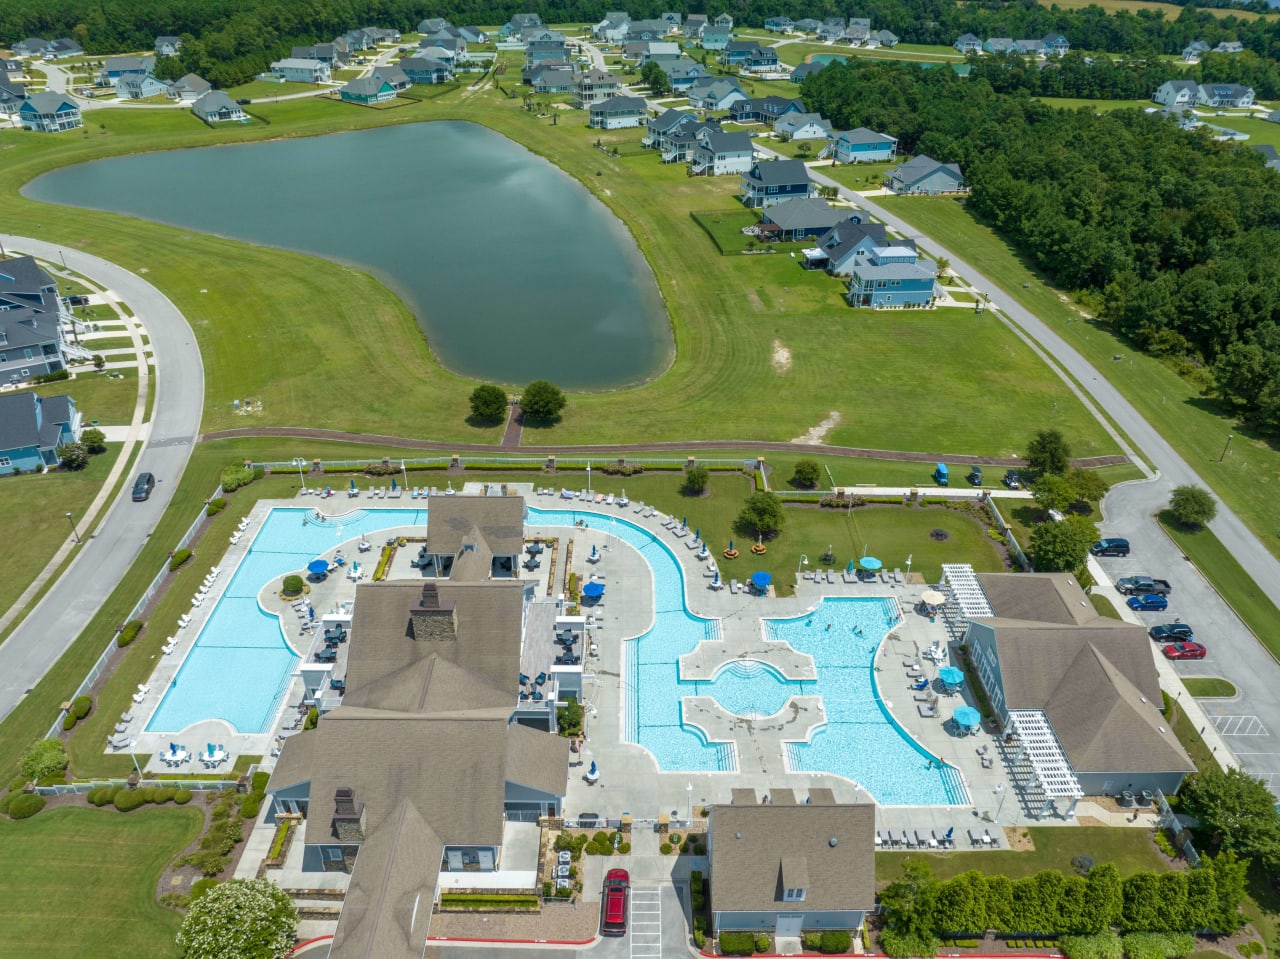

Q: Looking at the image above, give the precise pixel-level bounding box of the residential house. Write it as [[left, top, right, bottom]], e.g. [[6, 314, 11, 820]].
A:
[[417, 18, 452, 34], [1255, 144, 1280, 172], [743, 45, 780, 72], [19, 92, 82, 132], [795, 19, 823, 34], [0, 254, 71, 382], [722, 40, 761, 67], [423, 33, 465, 58], [341, 77, 396, 104], [119, 74, 168, 100], [524, 30, 567, 67], [687, 77, 748, 111], [43, 38, 83, 59], [774, 112, 832, 141], [843, 18, 872, 46], [0, 58, 23, 78], [709, 791, 875, 938], [790, 61, 827, 83], [651, 55, 710, 90], [155, 36, 181, 57], [1213, 40, 1244, 54], [1043, 34, 1070, 56], [526, 63, 576, 93], [13, 38, 51, 58], [500, 13, 543, 39], [701, 27, 733, 51], [868, 30, 899, 48], [1181, 40, 1210, 62], [765, 17, 794, 33], [589, 95, 648, 129], [816, 20, 846, 42], [954, 33, 982, 54], [0, 78, 25, 116], [691, 129, 755, 176], [961, 571, 1196, 801], [983, 38, 1016, 54], [166, 73, 211, 102], [265, 498, 570, 959], [99, 56, 154, 88], [368, 65, 409, 91], [1152, 80, 1198, 107], [1015, 39, 1045, 56], [292, 43, 348, 67], [270, 58, 330, 83], [593, 12, 631, 43], [714, 13, 735, 29], [759, 198, 846, 242], [729, 95, 804, 126], [626, 20, 671, 42], [644, 110, 721, 161], [192, 91, 247, 123], [0, 393, 80, 474], [458, 26, 490, 45], [887, 155, 965, 194], [401, 57, 453, 85], [662, 12, 684, 31], [574, 68, 620, 108], [827, 127, 898, 163], [1197, 83, 1254, 107], [419, 44, 458, 68], [684, 14, 709, 38], [740, 158, 815, 208], [636, 42, 681, 64], [846, 241, 937, 308], [808, 218, 885, 274]]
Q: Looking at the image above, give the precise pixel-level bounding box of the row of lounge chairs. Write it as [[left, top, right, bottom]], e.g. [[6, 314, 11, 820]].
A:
[[876, 828, 957, 849], [538, 488, 630, 507]]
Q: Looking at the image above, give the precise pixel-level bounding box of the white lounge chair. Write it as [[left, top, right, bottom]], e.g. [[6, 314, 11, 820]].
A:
[[131, 690, 147, 704], [178, 615, 191, 628], [633, 502, 645, 514], [730, 579, 741, 594], [604, 494, 614, 506]]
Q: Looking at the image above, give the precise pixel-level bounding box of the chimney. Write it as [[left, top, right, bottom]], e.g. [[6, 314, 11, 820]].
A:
[[332, 787, 365, 842], [410, 582, 457, 642]]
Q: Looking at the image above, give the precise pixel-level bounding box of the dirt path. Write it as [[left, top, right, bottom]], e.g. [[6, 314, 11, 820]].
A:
[[501, 404, 524, 448]]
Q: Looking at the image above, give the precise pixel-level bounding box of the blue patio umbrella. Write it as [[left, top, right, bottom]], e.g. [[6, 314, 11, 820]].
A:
[[846, 560, 855, 573], [952, 705, 981, 729], [589, 760, 598, 776], [728, 539, 734, 551], [751, 571, 772, 590], [349, 479, 356, 492], [308, 606, 316, 621], [694, 528, 700, 542], [939, 666, 965, 687], [307, 559, 329, 576], [859, 556, 883, 571], [582, 581, 605, 598], [682, 516, 687, 528]]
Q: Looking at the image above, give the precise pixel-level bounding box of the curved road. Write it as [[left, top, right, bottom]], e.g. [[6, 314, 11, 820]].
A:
[[0, 236, 203, 723]]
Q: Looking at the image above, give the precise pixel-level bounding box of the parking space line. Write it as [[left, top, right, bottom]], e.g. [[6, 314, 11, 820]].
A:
[[631, 887, 663, 959], [1213, 715, 1269, 736]]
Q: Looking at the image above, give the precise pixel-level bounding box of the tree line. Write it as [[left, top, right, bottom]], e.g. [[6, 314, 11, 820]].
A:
[[802, 58, 1280, 434]]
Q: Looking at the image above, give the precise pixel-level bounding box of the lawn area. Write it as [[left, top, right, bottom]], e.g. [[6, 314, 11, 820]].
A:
[[31, 369, 139, 426], [818, 160, 900, 192], [1091, 593, 1122, 619], [0, 806, 202, 959], [0, 443, 122, 626], [1037, 97, 1149, 113], [222, 80, 323, 100], [772, 42, 961, 68], [1163, 691, 1221, 775], [876, 826, 1168, 883], [879, 195, 1280, 567], [1037, 0, 1272, 19], [1183, 677, 1237, 698], [1157, 511, 1280, 662], [1198, 113, 1280, 149]]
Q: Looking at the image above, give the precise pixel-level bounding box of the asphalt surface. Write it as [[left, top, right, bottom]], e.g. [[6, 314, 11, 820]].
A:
[[0, 235, 203, 724]]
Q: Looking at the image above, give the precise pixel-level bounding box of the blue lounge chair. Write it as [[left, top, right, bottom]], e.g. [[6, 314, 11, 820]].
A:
[[535, 672, 547, 686]]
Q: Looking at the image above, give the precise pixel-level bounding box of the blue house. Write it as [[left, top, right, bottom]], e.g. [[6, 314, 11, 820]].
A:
[[722, 41, 761, 66], [730, 96, 803, 126], [760, 197, 846, 242], [808, 218, 881, 275], [651, 56, 711, 91], [401, 57, 453, 85], [846, 241, 937, 308], [0, 392, 80, 474], [739, 159, 815, 209], [340, 77, 396, 104], [887, 155, 965, 195], [19, 93, 82, 133], [827, 127, 898, 164], [701, 27, 733, 51], [99, 56, 154, 87], [953, 33, 982, 54], [765, 17, 794, 33], [687, 77, 748, 111], [499, 13, 543, 38], [1043, 33, 1070, 56]]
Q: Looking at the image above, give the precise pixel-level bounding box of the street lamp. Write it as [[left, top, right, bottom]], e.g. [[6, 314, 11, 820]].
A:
[[1219, 434, 1233, 463], [292, 457, 307, 492], [797, 554, 808, 575], [586, 461, 592, 496], [906, 554, 913, 578], [994, 783, 1007, 823], [66, 511, 80, 544], [686, 782, 693, 822]]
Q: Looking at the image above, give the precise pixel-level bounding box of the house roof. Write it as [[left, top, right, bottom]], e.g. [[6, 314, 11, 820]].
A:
[[742, 158, 811, 187], [0, 392, 73, 452], [172, 73, 211, 94], [697, 130, 753, 154], [817, 218, 886, 260], [0, 255, 54, 294], [892, 154, 962, 186], [579, 68, 619, 84], [424, 494, 523, 559], [343, 77, 394, 96], [401, 57, 449, 73], [273, 58, 326, 70], [711, 802, 876, 914], [775, 113, 830, 134], [873, 29, 899, 43], [791, 61, 826, 79], [104, 56, 153, 73], [155, 35, 179, 45], [590, 95, 647, 114], [1162, 80, 1198, 94], [1255, 144, 1280, 169], [370, 65, 407, 85], [836, 126, 897, 146], [649, 108, 699, 132], [761, 197, 844, 232], [192, 91, 240, 115], [688, 77, 743, 101], [21, 92, 76, 115]]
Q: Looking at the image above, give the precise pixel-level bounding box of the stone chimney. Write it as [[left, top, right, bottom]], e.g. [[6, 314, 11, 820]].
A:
[[332, 787, 365, 842], [410, 582, 457, 642]]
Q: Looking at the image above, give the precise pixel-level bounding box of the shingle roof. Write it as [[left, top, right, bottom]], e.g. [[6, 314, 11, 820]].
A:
[[761, 197, 844, 232], [836, 126, 897, 146], [0, 255, 54, 294], [22, 92, 77, 114], [343, 77, 393, 96], [698, 130, 753, 154], [892, 154, 962, 186], [743, 158, 811, 187], [590, 95, 647, 114], [424, 494, 523, 558], [0, 392, 72, 452], [192, 91, 239, 116]]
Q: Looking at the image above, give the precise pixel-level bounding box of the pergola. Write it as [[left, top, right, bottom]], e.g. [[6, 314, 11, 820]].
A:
[[1007, 709, 1083, 819]]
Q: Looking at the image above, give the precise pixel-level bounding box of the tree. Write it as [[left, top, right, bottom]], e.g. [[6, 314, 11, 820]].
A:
[[20, 738, 69, 782], [468, 384, 508, 423], [879, 859, 940, 958], [1067, 467, 1109, 506], [791, 458, 821, 489], [56, 442, 89, 471], [1030, 514, 1098, 572], [735, 492, 785, 540], [1180, 767, 1280, 872], [683, 465, 709, 495], [177, 878, 297, 959], [1026, 429, 1071, 475], [153, 54, 185, 81], [1168, 484, 1217, 529], [1033, 472, 1076, 514], [80, 427, 107, 454], [520, 380, 566, 422], [640, 60, 670, 95]]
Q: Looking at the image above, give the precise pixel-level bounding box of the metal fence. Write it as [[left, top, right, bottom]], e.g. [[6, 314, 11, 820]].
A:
[[252, 455, 760, 473], [36, 779, 238, 796], [43, 485, 223, 741], [985, 497, 1030, 570]]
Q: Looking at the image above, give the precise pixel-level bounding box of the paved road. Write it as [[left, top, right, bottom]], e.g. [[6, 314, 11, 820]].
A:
[[0, 236, 203, 724]]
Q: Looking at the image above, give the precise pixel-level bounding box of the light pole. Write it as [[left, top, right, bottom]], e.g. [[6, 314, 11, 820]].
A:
[[586, 462, 592, 496], [686, 782, 693, 822], [292, 457, 307, 492], [1219, 434, 1233, 463], [66, 511, 80, 544], [797, 554, 808, 576], [906, 554, 913, 578], [401, 460, 408, 489], [994, 783, 1007, 823]]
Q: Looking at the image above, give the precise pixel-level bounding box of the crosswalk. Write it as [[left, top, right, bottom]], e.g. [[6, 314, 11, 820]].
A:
[[630, 885, 663, 959]]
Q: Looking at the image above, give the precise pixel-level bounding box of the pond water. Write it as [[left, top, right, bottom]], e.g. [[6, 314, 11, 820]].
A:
[[24, 121, 671, 388]]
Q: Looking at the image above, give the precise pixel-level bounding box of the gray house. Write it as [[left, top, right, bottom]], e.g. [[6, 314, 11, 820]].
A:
[[154, 36, 181, 57], [759, 197, 846, 242], [1152, 80, 1198, 107], [710, 790, 875, 937], [269, 57, 331, 83], [962, 572, 1195, 804], [887, 155, 965, 194], [739, 158, 815, 208], [119, 74, 168, 100], [191, 91, 246, 123], [0, 78, 25, 116], [589, 95, 648, 129], [166, 73, 211, 102], [0, 392, 80, 474]]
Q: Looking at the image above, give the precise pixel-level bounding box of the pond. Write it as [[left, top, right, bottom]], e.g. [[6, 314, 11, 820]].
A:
[[24, 121, 671, 389]]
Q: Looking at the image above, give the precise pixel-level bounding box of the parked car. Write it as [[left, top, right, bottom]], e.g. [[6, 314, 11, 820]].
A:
[[1090, 538, 1130, 557], [1150, 623, 1194, 642], [1163, 641, 1207, 661], [65, 294, 90, 306], [1116, 575, 1172, 596], [967, 466, 983, 486], [236, 98, 251, 105], [1002, 469, 1021, 490], [131, 471, 155, 502], [601, 868, 630, 937], [1127, 594, 1169, 612]]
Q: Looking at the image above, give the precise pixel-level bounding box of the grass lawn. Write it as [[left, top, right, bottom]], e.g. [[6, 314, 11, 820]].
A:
[[1163, 691, 1221, 775], [0, 806, 202, 959], [876, 826, 1168, 882], [1157, 511, 1280, 662], [80, 335, 135, 351], [818, 160, 899, 192], [1037, 97, 1149, 113], [1183, 677, 1237, 698], [1197, 113, 1280, 149], [31, 369, 139, 426], [879, 195, 1280, 567], [1037, 0, 1272, 18], [0, 443, 123, 626], [1091, 593, 1122, 619], [223, 80, 323, 100]]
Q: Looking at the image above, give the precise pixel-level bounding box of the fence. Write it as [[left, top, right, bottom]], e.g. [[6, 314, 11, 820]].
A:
[[984, 497, 1030, 571], [36, 779, 238, 796], [252, 455, 762, 473], [43, 485, 224, 741]]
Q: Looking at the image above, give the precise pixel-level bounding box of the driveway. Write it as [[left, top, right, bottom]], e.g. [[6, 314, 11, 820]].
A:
[[0, 236, 203, 724]]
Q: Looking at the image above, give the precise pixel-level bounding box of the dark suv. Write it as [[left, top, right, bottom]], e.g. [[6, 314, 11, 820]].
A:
[[132, 472, 155, 502], [1090, 538, 1129, 557]]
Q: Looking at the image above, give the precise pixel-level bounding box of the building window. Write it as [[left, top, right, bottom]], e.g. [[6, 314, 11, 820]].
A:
[[322, 846, 344, 862], [20, 368, 29, 377], [23, 349, 34, 360], [784, 887, 806, 901]]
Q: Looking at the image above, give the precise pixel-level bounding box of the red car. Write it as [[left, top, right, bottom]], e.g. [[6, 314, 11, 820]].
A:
[[601, 868, 630, 936], [1163, 642, 1207, 661]]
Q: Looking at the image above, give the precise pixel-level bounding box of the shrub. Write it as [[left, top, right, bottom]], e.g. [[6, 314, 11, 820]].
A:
[[281, 574, 304, 597], [57, 442, 90, 470], [174, 788, 193, 805], [719, 931, 756, 955], [205, 498, 227, 517], [695, 841, 706, 855], [1061, 933, 1123, 959], [219, 464, 256, 492], [159, 892, 191, 910], [81, 428, 107, 454], [819, 930, 852, 954], [240, 794, 262, 821], [804, 933, 823, 950], [179, 850, 230, 877], [35, 368, 71, 384], [670, 833, 681, 845], [755, 932, 771, 952], [1153, 829, 1177, 858], [71, 696, 92, 720], [542, 881, 553, 898], [7, 793, 46, 820], [694, 929, 706, 949], [114, 788, 150, 812], [618, 842, 631, 854], [116, 619, 144, 648], [0, 793, 12, 816], [1121, 934, 1196, 959], [87, 786, 113, 806], [251, 771, 270, 794], [303, 706, 318, 730], [61, 713, 77, 730], [659, 842, 673, 855], [7, 775, 28, 794], [169, 548, 192, 571], [20, 739, 68, 782], [154, 787, 177, 804]]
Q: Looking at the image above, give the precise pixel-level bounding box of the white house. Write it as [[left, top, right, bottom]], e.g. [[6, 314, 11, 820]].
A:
[[269, 58, 331, 83], [1152, 80, 1198, 107]]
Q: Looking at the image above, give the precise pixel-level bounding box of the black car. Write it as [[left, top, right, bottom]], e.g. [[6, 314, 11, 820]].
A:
[[132, 472, 155, 502], [1150, 623, 1194, 642], [1090, 538, 1130, 557], [236, 98, 251, 105]]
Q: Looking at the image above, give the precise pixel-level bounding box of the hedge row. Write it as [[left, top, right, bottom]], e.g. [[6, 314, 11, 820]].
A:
[[205, 498, 227, 517], [169, 548, 192, 571], [62, 695, 94, 730], [88, 785, 193, 810], [116, 619, 144, 648]]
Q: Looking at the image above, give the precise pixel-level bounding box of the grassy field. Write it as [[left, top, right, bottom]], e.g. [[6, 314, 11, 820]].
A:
[[879, 195, 1280, 567], [0, 81, 1115, 459], [1038, 97, 1149, 113], [773, 42, 962, 68], [0, 806, 202, 959], [223, 80, 323, 100], [1163, 692, 1221, 775], [1037, 0, 1271, 20], [1197, 113, 1280, 149], [818, 160, 898, 191], [1183, 677, 1237, 698], [31, 369, 139, 426], [876, 826, 1168, 882]]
